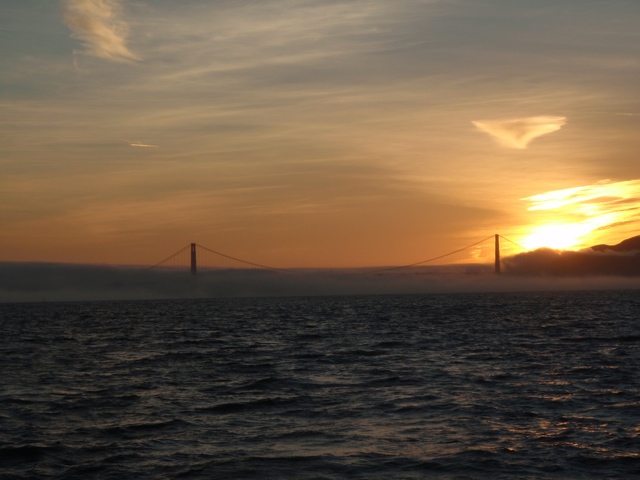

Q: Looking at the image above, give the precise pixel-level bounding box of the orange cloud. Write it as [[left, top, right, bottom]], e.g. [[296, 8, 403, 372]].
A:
[[472, 116, 566, 149]]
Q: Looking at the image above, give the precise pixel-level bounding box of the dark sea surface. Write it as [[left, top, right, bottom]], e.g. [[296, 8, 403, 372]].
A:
[[1, 291, 639, 479]]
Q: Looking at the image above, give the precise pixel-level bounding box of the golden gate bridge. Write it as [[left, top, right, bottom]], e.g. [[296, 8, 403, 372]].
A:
[[149, 235, 527, 275]]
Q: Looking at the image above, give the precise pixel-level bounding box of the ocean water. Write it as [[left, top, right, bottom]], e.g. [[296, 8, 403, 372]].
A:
[[1, 291, 639, 479]]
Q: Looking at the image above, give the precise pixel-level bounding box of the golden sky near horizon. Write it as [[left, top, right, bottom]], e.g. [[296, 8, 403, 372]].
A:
[[2, 0, 640, 267]]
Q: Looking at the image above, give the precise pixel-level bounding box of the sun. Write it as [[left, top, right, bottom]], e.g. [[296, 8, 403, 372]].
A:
[[520, 212, 620, 251], [518, 180, 640, 252], [520, 223, 587, 251]]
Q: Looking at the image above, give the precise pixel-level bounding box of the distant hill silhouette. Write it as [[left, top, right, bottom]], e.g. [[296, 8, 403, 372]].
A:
[[591, 235, 640, 253], [504, 235, 640, 276]]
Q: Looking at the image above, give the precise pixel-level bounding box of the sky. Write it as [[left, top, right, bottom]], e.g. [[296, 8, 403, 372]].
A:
[[2, 0, 640, 269]]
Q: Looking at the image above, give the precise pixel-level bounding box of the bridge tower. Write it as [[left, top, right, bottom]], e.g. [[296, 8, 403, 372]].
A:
[[190, 243, 197, 276], [494, 234, 501, 274]]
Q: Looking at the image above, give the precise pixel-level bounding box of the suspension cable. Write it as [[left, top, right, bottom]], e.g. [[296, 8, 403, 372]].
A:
[[148, 244, 191, 270], [371, 235, 495, 274], [196, 244, 290, 272], [499, 235, 529, 252]]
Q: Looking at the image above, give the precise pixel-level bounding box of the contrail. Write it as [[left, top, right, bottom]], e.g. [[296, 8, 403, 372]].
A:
[[123, 139, 159, 148]]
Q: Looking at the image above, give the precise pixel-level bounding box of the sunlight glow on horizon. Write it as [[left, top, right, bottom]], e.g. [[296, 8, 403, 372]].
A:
[[518, 180, 640, 251], [520, 216, 618, 251]]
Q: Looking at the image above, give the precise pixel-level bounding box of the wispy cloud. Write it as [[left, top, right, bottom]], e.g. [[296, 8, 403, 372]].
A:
[[523, 180, 640, 213], [128, 142, 159, 148], [62, 0, 139, 63], [472, 116, 566, 149]]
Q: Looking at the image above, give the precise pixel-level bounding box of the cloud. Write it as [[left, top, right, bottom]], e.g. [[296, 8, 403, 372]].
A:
[[523, 180, 640, 212], [472, 116, 566, 149], [129, 142, 159, 148], [62, 0, 139, 63]]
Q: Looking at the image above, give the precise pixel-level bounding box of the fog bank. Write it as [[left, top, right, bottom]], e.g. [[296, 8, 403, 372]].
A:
[[1, 262, 639, 303]]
